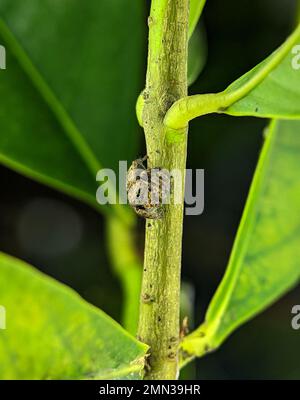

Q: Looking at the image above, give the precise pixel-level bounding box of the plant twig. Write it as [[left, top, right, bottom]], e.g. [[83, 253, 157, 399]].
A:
[[137, 0, 189, 380]]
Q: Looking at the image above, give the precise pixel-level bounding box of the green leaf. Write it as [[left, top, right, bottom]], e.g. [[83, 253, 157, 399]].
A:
[[189, 0, 206, 39], [165, 23, 300, 130], [225, 30, 300, 118], [188, 26, 207, 86], [0, 252, 148, 379], [0, 0, 144, 214], [181, 119, 300, 358], [0, 42, 99, 211]]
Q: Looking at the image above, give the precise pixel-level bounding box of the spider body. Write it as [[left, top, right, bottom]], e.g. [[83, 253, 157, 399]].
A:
[[126, 156, 170, 219]]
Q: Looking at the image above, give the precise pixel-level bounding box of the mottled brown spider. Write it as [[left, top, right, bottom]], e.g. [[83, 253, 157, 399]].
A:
[[126, 156, 170, 219]]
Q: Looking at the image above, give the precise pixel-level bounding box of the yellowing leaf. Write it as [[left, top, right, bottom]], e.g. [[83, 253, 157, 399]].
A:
[[0, 252, 148, 379]]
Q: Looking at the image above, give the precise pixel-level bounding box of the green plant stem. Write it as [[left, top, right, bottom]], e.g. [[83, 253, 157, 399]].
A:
[[137, 0, 189, 380]]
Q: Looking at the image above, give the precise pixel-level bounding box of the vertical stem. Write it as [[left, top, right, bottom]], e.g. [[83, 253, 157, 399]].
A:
[[138, 0, 189, 380]]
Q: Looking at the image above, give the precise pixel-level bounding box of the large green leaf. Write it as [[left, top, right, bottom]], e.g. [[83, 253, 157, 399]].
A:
[[0, 252, 148, 379], [0, 44, 98, 211], [0, 0, 144, 213], [181, 119, 300, 358]]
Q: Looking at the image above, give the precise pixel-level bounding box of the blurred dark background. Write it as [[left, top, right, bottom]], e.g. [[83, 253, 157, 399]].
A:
[[1, 0, 299, 379]]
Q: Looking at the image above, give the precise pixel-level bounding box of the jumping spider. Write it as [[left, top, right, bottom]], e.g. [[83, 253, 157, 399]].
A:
[[126, 155, 171, 219]]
